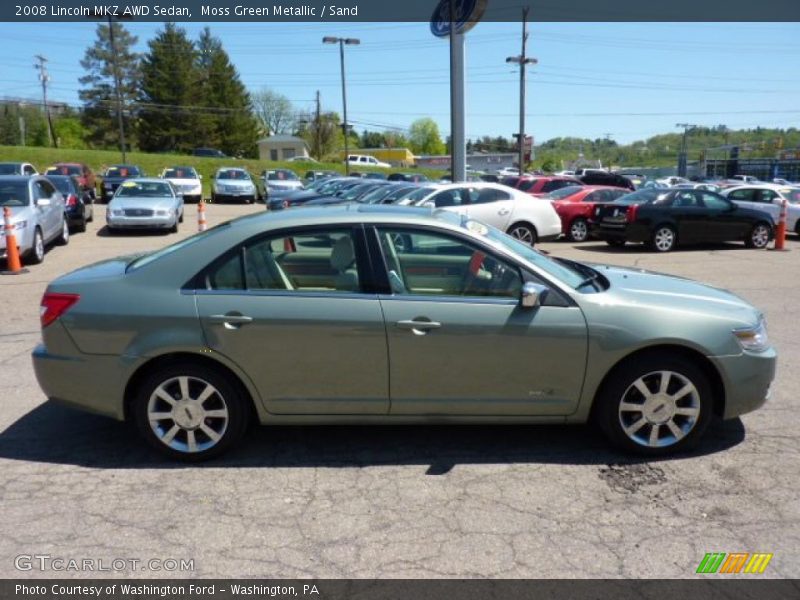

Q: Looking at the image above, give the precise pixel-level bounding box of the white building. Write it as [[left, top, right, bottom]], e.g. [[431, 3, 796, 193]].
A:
[[258, 135, 311, 161]]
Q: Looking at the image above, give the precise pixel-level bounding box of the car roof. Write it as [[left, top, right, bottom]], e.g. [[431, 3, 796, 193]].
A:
[[0, 175, 35, 182], [726, 183, 792, 190], [124, 177, 171, 184]]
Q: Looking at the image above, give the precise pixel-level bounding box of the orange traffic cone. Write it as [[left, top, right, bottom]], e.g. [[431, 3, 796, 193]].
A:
[[2, 206, 28, 275], [772, 198, 789, 252]]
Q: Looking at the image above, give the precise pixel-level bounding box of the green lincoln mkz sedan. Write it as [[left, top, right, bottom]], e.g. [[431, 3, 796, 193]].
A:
[[33, 205, 776, 460]]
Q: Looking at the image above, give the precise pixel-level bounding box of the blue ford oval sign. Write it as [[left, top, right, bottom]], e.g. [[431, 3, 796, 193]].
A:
[[430, 0, 487, 38]]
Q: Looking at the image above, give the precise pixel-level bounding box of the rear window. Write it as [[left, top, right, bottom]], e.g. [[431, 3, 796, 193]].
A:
[[548, 185, 583, 199], [106, 167, 140, 178], [163, 168, 197, 179], [128, 221, 234, 272], [614, 189, 662, 205], [46, 165, 81, 176], [48, 177, 76, 195]]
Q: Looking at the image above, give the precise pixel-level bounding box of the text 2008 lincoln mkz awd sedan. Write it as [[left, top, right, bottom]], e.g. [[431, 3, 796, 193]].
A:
[[32, 206, 776, 460]]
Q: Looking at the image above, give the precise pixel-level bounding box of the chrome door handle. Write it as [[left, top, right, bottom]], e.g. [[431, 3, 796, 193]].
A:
[[209, 313, 253, 328], [396, 319, 442, 335], [498, 208, 510, 216]]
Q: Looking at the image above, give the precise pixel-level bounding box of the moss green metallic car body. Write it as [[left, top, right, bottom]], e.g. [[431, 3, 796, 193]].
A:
[[32, 205, 776, 457]]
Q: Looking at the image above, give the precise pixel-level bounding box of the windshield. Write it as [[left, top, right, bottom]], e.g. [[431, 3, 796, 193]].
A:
[[362, 185, 399, 203], [48, 177, 76, 195], [267, 170, 299, 181], [613, 188, 661, 205], [0, 164, 21, 175], [106, 166, 139, 178], [116, 181, 174, 198], [380, 185, 417, 203], [404, 186, 437, 202], [46, 165, 81, 176], [342, 184, 380, 201], [548, 185, 584, 200], [0, 182, 29, 206], [163, 168, 197, 179], [217, 170, 249, 180]]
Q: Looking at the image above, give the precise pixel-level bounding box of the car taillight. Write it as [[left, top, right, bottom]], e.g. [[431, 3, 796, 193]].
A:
[[65, 194, 78, 207], [626, 204, 639, 222], [40, 293, 80, 328]]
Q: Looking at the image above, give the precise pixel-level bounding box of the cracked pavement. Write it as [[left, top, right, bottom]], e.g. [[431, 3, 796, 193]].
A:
[[0, 204, 797, 579]]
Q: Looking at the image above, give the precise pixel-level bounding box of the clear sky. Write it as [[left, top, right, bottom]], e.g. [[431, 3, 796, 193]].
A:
[[2, 21, 799, 144]]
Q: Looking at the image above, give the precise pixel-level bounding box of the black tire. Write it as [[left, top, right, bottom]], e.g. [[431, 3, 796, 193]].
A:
[[650, 225, 677, 252], [77, 217, 87, 233], [593, 352, 713, 456], [27, 228, 45, 264], [178, 210, 184, 224], [745, 222, 771, 249], [132, 362, 250, 461], [56, 218, 70, 246], [605, 239, 625, 247], [506, 222, 538, 246], [567, 217, 589, 242]]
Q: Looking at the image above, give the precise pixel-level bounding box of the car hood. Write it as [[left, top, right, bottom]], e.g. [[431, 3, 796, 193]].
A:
[[596, 264, 760, 325], [216, 179, 254, 187], [109, 197, 175, 211], [166, 178, 201, 187]]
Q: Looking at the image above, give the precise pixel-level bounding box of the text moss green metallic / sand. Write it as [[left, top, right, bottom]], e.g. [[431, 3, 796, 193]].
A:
[[32, 205, 776, 460]]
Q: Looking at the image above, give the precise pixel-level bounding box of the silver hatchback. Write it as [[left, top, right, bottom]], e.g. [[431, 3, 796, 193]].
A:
[[0, 175, 68, 265]]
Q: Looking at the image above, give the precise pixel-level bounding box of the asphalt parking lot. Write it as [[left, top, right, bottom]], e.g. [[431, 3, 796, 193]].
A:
[[0, 203, 798, 579]]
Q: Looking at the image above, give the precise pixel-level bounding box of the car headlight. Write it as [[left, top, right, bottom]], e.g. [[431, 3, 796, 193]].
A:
[[733, 319, 769, 352], [13, 220, 27, 230], [112, 209, 124, 216]]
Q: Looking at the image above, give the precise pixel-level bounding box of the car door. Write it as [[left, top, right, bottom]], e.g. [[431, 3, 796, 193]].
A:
[[699, 192, 751, 240], [373, 226, 588, 416], [667, 191, 708, 242], [194, 226, 389, 415], [465, 186, 515, 230], [33, 180, 59, 240]]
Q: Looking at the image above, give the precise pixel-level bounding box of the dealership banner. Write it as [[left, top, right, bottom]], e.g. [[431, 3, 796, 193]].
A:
[[3, 0, 800, 22], [3, 580, 800, 599]]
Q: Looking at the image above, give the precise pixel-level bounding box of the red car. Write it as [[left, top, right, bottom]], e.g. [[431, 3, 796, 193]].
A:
[[501, 175, 583, 197], [44, 163, 97, 199], [550, 185, 631, 242]]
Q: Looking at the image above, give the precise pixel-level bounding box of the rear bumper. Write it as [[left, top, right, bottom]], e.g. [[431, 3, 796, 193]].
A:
[[711, 347, 777, 419], [32, 343, 127, 421]]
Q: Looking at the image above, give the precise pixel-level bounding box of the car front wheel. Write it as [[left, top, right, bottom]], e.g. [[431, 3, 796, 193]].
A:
[[567, 218, 589, 242], [133, 363, 250, 461], [594, 353, 713, 456]]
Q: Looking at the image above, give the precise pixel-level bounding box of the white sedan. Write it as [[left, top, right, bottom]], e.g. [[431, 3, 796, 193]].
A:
[[723, 184, 800, 235], [407, 182, 562, 245], [160, 166, 203, 203]]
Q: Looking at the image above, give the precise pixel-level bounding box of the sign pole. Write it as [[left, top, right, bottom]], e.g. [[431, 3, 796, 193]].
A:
[[450, 29, 466, 183]]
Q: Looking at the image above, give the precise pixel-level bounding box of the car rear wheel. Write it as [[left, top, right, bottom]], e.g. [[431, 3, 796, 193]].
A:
[[27, 228, 45, 264], [57, 219, 69, 246], [745, 222, 771, 249], [133, 363, 250, 461], [567, 218, 589, 242], [650, 225, 676, 252], [507, 222, 537, 246], [594, 353, 712, 456]]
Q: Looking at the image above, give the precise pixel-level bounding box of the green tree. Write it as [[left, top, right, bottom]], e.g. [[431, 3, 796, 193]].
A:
[[252, 89, 296, 137], [298, 111, 345, 160], [408, 118, 446, 155], [196, 28, 258, 157], [359, 129, 385, 148], [78, 22, 140, 150], [138, 23, 201, 153]]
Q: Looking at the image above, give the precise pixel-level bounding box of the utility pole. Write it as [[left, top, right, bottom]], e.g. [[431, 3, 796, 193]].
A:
[[34, 55, 57, 148], [676, 123, 696, 177], [107, 17, 127, 163], [506, 7, 537, 175], [315, 90, 321, 160], [323, 37, 359, 175]]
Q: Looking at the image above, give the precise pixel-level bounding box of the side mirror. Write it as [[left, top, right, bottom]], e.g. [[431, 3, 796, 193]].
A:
[[520, 282, 548, 309], [36, 198, 51, 207]]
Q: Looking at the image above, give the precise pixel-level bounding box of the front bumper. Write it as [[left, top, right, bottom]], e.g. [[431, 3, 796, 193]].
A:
[[711, 347, 777, 419], [1, 226, 33, 258], [107, 215, 175, 229], [213, 192, 257, 203]]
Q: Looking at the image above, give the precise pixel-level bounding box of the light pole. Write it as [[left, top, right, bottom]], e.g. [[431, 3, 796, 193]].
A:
[[323, 36, 359, 175], [506, 7, 537, 175], [676, 123, 696, 178]]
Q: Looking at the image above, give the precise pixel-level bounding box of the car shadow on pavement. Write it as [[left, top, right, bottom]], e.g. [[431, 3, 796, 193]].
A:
[[0, 402, 745, 472], [96, 226, 171, 237], [574, 241, 751, 254]]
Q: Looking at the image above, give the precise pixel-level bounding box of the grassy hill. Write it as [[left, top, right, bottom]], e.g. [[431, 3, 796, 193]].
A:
[[0, 145, 443, 196]]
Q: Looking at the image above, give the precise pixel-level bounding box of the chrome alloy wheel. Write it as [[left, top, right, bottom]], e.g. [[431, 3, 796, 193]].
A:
[[653, 227, 675, 252], [750, 224, 770, 248], [617, 370, 700, 448], [147, 376, 229, 453], [33, 230, 44, 262], [569, 219, 588, 242], [509, 225, 535, 245]]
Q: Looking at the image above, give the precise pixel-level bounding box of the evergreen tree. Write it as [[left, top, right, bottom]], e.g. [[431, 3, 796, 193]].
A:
[[78, 22, 140, 150], [138, 23, 200, 153], [196, 27, 258, 157]]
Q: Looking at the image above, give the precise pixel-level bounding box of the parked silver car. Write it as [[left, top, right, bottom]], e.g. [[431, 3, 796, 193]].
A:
[[0, 175, 68, 264], [106, 178, 184, 233]]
